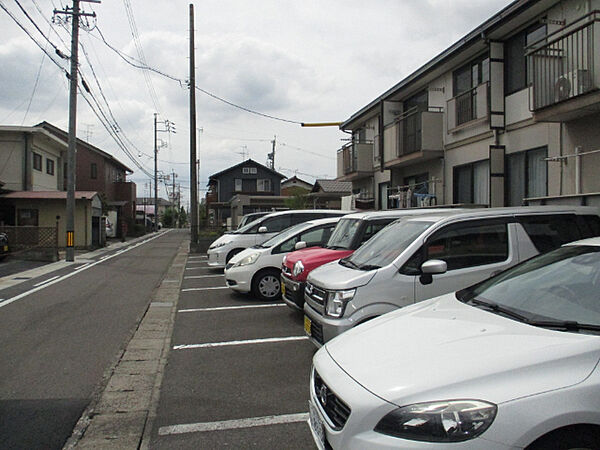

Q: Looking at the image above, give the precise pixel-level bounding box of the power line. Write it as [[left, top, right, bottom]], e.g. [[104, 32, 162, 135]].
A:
[[90, 25, 304, 125], [13, 0, 69, 59]]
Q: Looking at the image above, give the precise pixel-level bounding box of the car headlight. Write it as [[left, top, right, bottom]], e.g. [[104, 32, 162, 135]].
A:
[[375, 400, 497, 442], [325, 289, 355, 317], [293, 260, 304, 277], [209, 241, 230, 250], [233, 252, 259, 267]]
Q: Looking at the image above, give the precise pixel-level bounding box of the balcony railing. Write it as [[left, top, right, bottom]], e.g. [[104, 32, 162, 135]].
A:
[[337, 141, 374, 177], [447, 82, 489, 132], [527, 12, 599, 110], [383, 107, 443, 165]]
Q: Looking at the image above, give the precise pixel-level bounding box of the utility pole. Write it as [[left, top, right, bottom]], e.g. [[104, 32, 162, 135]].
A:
[[268, 135, 276, 170], [54, 0, 99, 262], [189, 3, 198, 246], [171, 169, 178, 228], [153, 115, 175, 232]]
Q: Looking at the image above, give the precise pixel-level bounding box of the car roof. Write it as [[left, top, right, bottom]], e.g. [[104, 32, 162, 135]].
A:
[[259, 209, 353, 219], [564, 237, 600, 247], [400, 205, 600, 224], [340, 207, 468, 221]]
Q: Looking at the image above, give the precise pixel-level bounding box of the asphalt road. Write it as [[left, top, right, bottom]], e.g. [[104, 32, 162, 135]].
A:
[[0, 229, 187, 450], [150, 255, 318, 449]]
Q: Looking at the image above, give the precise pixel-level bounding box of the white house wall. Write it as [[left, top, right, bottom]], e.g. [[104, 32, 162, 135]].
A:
[[0, 134, 25, 191]]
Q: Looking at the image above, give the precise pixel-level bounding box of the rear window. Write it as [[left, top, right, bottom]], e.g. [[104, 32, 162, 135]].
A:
[[519, 214, 584, 253]]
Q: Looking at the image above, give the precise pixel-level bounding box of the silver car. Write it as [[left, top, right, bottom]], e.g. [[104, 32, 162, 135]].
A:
[[304, 206, 600, 346]]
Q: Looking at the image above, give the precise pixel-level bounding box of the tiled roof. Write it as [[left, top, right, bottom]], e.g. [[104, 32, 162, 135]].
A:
[[312, 179, 352, 194]]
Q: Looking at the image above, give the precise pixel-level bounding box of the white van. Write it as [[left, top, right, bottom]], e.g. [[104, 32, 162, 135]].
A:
[[207, 209, 349, 269], [304, 206, 600, 346]]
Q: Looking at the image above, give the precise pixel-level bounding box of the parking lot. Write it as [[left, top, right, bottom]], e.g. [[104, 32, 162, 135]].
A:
[[150, 254, 317, 449]]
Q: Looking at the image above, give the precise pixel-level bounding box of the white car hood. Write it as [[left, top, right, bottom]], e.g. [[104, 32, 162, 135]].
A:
[[325, 293, 600, 405], [307, 259, 377, 290]]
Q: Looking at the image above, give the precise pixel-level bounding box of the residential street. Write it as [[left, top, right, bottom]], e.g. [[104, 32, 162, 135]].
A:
[[0, 229, 187, 450]]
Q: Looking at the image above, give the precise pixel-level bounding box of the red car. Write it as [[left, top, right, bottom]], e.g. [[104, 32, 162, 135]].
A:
[[281, 211, 405, 311]]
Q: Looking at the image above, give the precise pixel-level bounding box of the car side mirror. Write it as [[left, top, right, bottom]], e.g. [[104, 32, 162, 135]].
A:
[[258, 226, 268, 233], [419, 259, 447, 285], [294, 241, 307, 250]]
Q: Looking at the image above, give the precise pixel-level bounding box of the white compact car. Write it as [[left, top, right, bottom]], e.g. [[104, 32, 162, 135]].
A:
[[225, 217, 340, 300], [309, 237, 600, 449], [207, 209, 348, 269]]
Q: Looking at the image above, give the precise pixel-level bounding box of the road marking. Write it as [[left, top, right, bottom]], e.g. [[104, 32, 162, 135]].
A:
[[33, 275, 60, 287], [184, 275, 223, 279], [179, 304, 285, 313], [181, 286, 229, 292], [0, 230, 171, 310], [173, 335, 308, 350], [185, 267, 214, 271], [74, 263, 90, 271], [188, 256, 207, 260], [158, 412, 309, 436]]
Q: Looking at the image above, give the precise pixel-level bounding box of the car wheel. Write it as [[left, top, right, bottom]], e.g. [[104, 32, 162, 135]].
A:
[[226, 248, 243, 264], [252, 269, 281, 301], [527, 426, 600, 450]]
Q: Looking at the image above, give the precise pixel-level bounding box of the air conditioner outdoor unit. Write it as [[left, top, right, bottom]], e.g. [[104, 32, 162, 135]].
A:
[[555, 69, 593, 101]]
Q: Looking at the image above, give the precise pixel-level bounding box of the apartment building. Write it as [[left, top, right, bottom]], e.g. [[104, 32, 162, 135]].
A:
[[338, 0, 600, 210]]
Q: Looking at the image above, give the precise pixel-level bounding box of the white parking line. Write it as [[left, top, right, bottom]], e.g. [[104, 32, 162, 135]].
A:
[[188, 256, 207, 260], [181, 286, 229, 292], [158, 412, 309, 436], [33, 275, 60, 287], [173, 335, 308, 350], [73, 263, 91, 271], [179, 304, 285, 313], [184, 275, 223, 279], [185, 267, 214, 271]]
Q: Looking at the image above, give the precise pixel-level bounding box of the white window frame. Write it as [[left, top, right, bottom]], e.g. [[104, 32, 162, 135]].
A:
[[234, 178, 242, 191], [257, 178, 272, 192]]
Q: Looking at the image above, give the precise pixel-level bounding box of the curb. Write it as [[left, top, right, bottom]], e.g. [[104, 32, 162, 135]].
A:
[[62, 237, 189, 449]]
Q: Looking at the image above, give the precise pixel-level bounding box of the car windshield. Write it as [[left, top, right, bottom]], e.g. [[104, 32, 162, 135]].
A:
[[345, 219, 433, 269], [257, 222, 308, 248], [326, 218, 361, 250], [234, 218, 264, 234], [458, 245, 600, 332]]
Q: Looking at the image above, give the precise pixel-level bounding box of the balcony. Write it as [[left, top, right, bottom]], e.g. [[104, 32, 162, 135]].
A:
[[527, 12, 600, 122], [447, 82, 489, 132], [336, 141, 374, 181], [383, 107, 443, 169]]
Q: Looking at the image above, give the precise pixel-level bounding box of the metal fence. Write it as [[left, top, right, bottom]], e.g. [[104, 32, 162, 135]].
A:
[[0, 226, 58, 251]]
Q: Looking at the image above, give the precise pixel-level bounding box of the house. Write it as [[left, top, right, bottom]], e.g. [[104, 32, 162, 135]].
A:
[[281, 176, 313, 196], [135, 197, 172, 226], [206, 159, 286, 228], [338, 0, 600, 210], [38, 122, 137, 235], [0, 190, 102, 248], [307, 179, 352, 209]]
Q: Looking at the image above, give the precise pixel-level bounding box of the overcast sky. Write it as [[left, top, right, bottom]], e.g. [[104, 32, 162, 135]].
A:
[[0, 0, 513, 206]]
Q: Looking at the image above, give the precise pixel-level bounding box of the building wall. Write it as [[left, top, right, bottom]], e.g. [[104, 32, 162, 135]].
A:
[[31, 134, 63, 191], [563, 115, 600, 193], [9, 198, 95, 247], [0, 133, 25, 191], [216, 161, 283, 203]]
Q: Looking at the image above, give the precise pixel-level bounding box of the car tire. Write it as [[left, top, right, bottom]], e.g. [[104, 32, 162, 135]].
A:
[[226, 248, 243, 264], [251, 269, 281, 301], [527, 426, 600, 450]]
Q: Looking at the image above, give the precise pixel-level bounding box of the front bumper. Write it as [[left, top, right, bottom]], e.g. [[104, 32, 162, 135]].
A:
[[224, 265, 253, 293], [304, 301, 354, 347], [281, 273, 305, 311], [207, 248, 227, 268], [311, 350, 514, 450]]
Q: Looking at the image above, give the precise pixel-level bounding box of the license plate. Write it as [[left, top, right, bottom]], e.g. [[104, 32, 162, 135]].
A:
[[304, 315, 311, 335], [309, 401, 326, 450], [281, 281, 286, 296]]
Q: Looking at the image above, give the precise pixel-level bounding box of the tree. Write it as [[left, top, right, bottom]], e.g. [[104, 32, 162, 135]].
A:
[[283, 186, 309, 209]]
